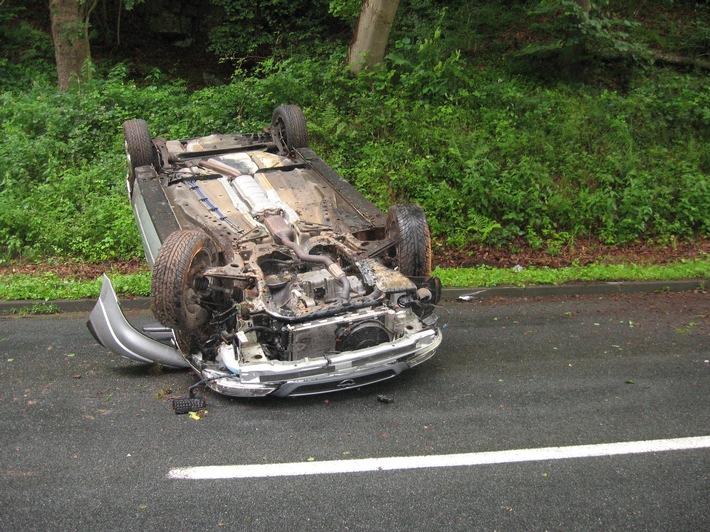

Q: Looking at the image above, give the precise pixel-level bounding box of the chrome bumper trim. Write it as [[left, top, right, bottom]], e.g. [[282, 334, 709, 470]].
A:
[[199, 328, 442, 397]]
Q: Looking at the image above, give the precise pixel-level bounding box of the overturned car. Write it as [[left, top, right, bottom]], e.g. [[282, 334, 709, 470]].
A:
[[88, 105, 442, 397]]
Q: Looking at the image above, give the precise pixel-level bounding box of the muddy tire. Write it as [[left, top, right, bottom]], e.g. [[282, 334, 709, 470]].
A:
[[385, 204, 432, 278], [271, 104, 308, 154], [151, 230, 218, 334], [123, 119, 155, 191]]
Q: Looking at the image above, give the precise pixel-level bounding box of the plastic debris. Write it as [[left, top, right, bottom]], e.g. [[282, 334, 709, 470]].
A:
[[173, 396, 207, 414], [458, 290, 484, 301]]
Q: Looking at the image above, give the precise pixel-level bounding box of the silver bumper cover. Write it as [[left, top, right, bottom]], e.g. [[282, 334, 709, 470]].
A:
[[87, 275, 189, 368]]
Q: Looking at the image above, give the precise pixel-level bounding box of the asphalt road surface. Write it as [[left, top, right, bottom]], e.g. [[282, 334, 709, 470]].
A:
[[1, 291, 708, 531]]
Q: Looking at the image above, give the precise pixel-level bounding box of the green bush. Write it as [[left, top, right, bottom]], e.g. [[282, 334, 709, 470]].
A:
[[0, 2, 707, 263], [208, 0, 345, 60], [0, 5, 55, 91]]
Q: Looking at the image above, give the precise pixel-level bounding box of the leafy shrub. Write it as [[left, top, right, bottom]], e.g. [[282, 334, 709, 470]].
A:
[[0, 2, 707, 263], [519, 0, 652, 68], [208, 0, 345, 60], [0, 5, 55, 91]]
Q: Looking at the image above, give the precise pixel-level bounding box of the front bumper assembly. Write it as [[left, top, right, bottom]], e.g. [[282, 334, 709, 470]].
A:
[[87, 275, 189, 368], [87, 275, 442, 397]]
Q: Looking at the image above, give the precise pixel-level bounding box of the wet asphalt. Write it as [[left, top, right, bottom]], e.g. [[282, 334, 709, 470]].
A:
[[0, 290, 708, 530]]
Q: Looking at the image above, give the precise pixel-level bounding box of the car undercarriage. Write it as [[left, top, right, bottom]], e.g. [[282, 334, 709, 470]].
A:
[[88, 105, 442, 398]]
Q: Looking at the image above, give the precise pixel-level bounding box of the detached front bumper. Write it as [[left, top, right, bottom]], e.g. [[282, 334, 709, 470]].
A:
[[87, 275, 189, 368], [87, 275, 442, 397]]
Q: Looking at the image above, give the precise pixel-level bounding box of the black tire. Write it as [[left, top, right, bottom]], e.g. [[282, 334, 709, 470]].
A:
[[385, 204, 432, 278], [123, 119, 155, 191], [151, 230, 218, 334], [271, 104, 308, 154]]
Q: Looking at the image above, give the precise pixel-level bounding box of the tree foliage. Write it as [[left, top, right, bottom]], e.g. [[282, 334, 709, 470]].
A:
[[0, 1, 708, 262], [208, 0, 345, 60]]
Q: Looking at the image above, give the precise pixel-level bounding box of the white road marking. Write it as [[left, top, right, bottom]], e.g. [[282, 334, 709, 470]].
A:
[[168, 435, 710, 480]]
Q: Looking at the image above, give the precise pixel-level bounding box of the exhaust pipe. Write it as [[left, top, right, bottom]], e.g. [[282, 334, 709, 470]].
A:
[[264, 215, 351, 302]]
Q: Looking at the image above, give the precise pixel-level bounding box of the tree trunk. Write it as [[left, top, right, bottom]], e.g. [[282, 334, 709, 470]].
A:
[[575, 0, 591, 16], [347, 0, 401, 75], [559, 0, 591, 75], [49, 0, 91, 90]]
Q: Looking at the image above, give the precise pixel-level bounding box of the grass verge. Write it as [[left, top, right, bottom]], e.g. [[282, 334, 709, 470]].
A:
[[0, 258, 707, 303], [0, 272, 151, 301], [434, 257, 710, 287]]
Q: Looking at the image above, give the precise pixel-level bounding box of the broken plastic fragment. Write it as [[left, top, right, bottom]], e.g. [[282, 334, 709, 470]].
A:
[[458, 290, 484, 301]]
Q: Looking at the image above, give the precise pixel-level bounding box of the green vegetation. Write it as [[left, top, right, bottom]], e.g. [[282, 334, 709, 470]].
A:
[[1, 1, 708, 266], [208, 0, 344, 60], [4, 302, 61, 316], [435, 257, 709, 288], [0, 258, 706, 302], [0, 271, 151, 301]]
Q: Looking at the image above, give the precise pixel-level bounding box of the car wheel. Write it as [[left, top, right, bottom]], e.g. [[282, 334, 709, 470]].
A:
[[151, 230, 218, 334], [122, 119, 155, 191], [271, 104, 308, 154], [385, 204, 432, 277]]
